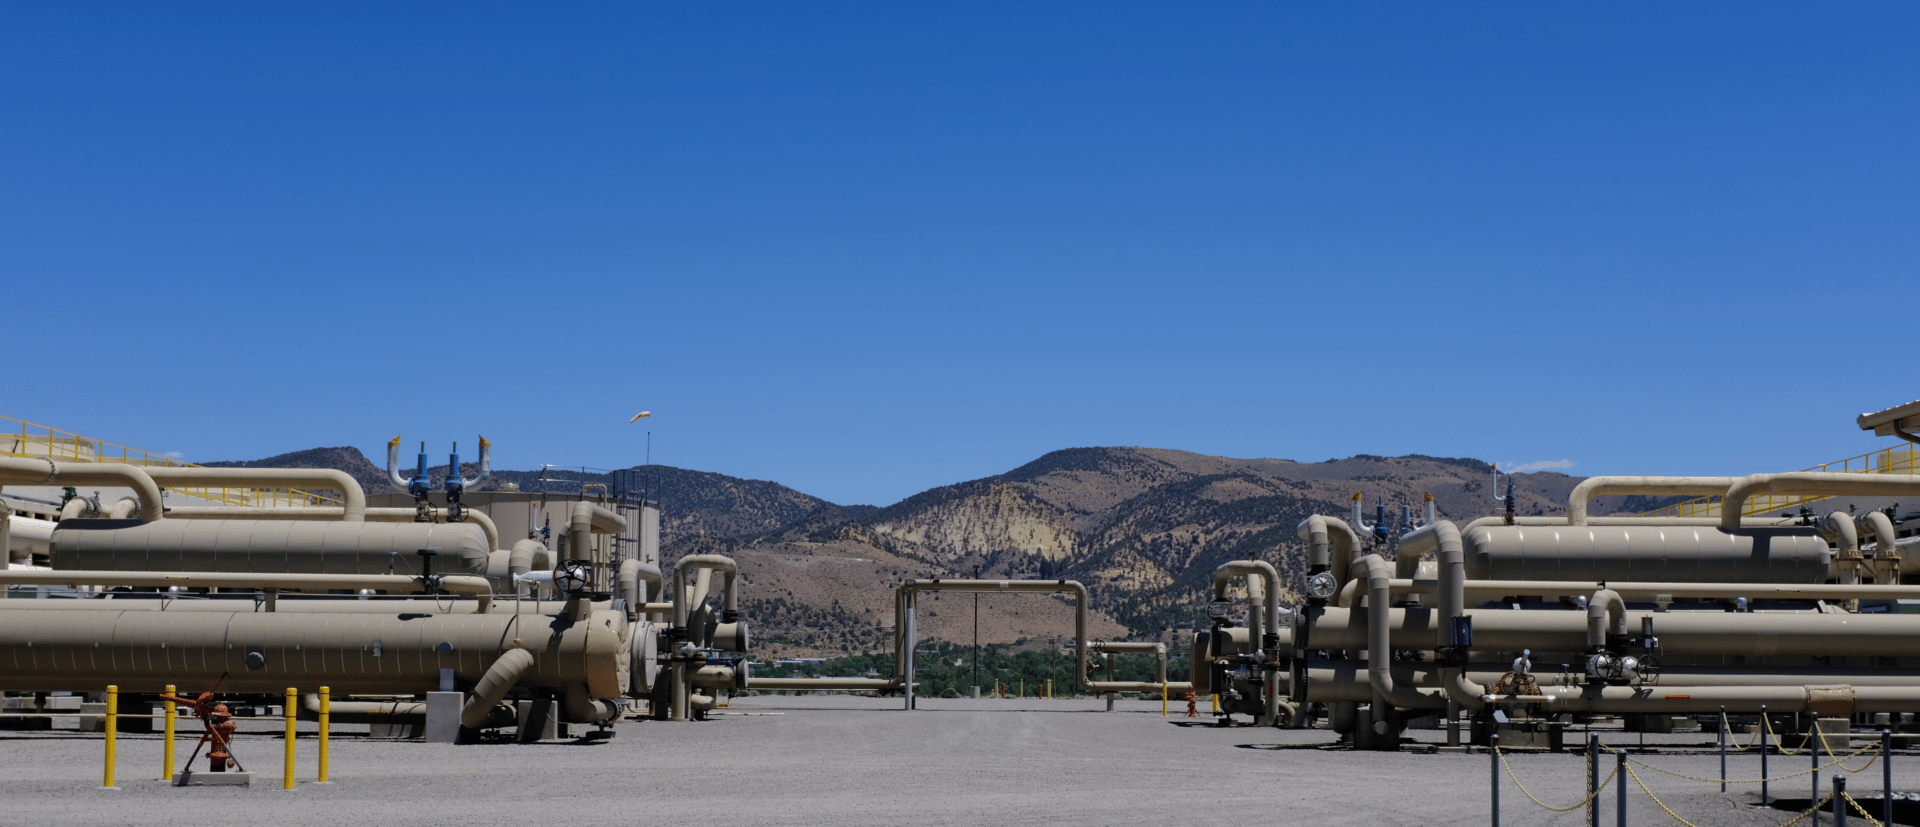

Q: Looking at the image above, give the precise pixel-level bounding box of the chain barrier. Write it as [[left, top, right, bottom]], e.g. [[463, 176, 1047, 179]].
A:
[[1814, 726, 1883, 774], [1764, 714, 1807, 755], [1609, 739, 1876, 786], [1622, 759, 1834, 827], [1494, 744, 1618, 812], [1839, 791, 1887, 827], [1720, 711, 1765, 753]]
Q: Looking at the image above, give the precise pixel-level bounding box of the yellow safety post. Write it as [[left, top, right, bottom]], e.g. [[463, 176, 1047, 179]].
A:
[[1046, 679, 1052, 700], [103, 685, 119, 789], [1161, 681, 1168, 717], [1019, 680, 1023, 699], [1211, 693, 1218, 714], [282, 687, 296, 791], [162, 684, 176, 781], [317, 686, 329, 784]]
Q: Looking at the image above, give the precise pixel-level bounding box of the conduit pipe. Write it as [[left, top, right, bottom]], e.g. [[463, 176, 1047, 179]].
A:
[[1564, 477, 1739, 526], [300, 694, 427, 722], [1387, 578, 1920, 603], [568, 501, 626, 565], [1587, 588, 1625, 649], [669, 555, 739, 721], [1362, 554, 1444, 720], [564, 682, 621, 723], [1299, 516, 1331, 575], [1431, 521, 1485, 711], [461, 648, 535, 728], [165, 507, 502, 557], [1213, 562, 1283, 724], [141, 467, 366, 522], [1323, 517, 1362, 591], [617, 558, 662, 619], [1721, 472, 1920, 531], [1304, 662, 1920, 699], [1305, 604, 1920, 656], [1825, 511, 1863, 584], [0, 458, 163, 524], [107, 497, 140, 519], [0, 569, 492, 608], [1861, 511, 1899, 556]]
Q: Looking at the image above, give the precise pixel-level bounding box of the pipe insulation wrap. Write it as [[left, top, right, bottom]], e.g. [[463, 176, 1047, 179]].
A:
[[1460, 524, 1831, 582], [0, 606, 629, 696], [49, 519, 491, 576], [461, 648, 535, 729]]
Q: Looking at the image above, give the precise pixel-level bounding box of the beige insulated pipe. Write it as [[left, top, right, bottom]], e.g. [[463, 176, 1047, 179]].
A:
[[0, 603, 627, 696], [1861, 510, 1899, 555], [141, 467, 366, 521], [0, 570, 492, 609], [617, 558, 662, 619], [1721, 472, 1920, 531], [568, 501, 627, 563], [669, 554, 739, 721], [1824, 511, 1863, 584], [1564, 477, 1738, 525], [1586, 588, 1626, 649], [462, 648, 535, 728], [1361, 554, 1443, 725], [1213, 560, 1282, 726], [164, 507, 503, 556], [0, 457, 163, 523], [1386, 578, 1920, 602], [1306, 603, 1920, 656], [1430, 521, 1485, 711]]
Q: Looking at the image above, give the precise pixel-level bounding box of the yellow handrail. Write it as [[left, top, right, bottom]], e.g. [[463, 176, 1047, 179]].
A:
[[0, 414, 344, 509], [1640, 443, 1920, 518]]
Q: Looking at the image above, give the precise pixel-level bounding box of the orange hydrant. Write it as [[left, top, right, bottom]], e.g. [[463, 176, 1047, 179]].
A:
[[1185, 692, 1198, 717]]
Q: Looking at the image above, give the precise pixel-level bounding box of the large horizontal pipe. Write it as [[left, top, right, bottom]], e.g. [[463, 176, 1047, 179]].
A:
[[1303, 604, 1920, 656], [0, 458, 163, 523], [1722, 472, 1920, 531], [165, 507, 500, 556], [50, 518, 490, 576], [142, 467, 366, 522], [1303, 661, 1920, 703], [0, 569, 492, 608], [1390, 578, 1920, 602], [748, 677, 901, 691], [1564, 477, 1739, 526], [0, 604, 628, 696], [1460, 523, 1831, 582], [0, 597, 639, 617]]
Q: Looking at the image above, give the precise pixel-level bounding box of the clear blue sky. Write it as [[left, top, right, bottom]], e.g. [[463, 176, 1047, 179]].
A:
[[5, 4, 1915, 507]]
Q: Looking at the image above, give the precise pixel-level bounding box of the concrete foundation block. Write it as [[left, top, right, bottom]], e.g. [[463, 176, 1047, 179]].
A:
[[173, 771, 252, 787], [515, 700, 558, 743], [425, 691, 463, 744]]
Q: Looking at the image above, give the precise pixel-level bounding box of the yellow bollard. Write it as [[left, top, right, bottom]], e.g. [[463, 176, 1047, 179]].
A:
[[1019, 680, 1023, 699], [1211, 693, 1219, 714], [283, 687, 296, 791], [162, 684, 176, 781], [317, 686, 330, 784], [103, 685, 118, 789], [1161, 681, 1168, 717], [1046, 679, 1052, 700]]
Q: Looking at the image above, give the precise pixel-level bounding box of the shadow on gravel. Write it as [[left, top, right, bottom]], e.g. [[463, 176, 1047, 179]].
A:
[[1764, 794, 1920, 826], [1233, 743, 1345, 751]]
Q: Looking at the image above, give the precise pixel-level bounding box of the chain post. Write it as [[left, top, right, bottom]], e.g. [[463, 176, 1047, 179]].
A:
[[1884, 729, 1893, 827], [1762, 705, 1771, 806], [1490, 733, 1499, 827], [1615, 748, 1626, 827], [1834, 776, 1846, 827], [1588, 733, 1600, 827], [1720, 706, 1728, 793]]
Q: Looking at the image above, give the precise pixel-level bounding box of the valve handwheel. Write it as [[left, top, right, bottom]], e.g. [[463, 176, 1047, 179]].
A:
[[555, 562, 593, 594]]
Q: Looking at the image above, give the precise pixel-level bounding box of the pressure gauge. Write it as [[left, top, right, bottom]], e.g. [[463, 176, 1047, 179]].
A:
[[1304, 571, 1339, 601]]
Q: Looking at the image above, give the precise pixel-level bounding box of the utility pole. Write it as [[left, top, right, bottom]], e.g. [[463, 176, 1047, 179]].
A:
[[972, 564, 980, 693]]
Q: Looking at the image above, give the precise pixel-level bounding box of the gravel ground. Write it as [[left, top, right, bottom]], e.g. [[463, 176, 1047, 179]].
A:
[[3, 696, 1913, 827]]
